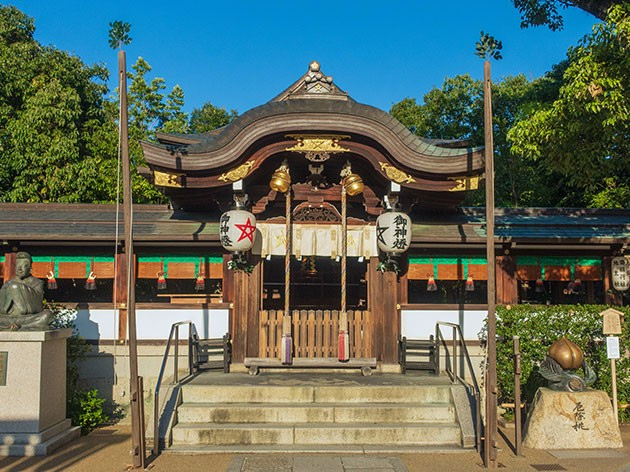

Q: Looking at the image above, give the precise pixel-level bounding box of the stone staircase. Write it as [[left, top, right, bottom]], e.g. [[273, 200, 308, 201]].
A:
[[164, 373, 476, 453]]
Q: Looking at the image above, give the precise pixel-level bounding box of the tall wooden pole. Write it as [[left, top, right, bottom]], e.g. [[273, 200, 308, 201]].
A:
[[483, 59, 499, 468], [119, 49, 145, 468]]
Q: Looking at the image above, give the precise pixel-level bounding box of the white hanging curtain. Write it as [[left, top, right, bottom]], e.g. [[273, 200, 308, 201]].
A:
[[253, 223, 377, 258]]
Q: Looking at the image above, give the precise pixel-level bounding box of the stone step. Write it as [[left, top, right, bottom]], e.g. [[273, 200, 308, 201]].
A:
[[165, 443, 471, 454], [177, 402, 456, 424], [171, 422, 462, 446], [181, 384, 453, 404]]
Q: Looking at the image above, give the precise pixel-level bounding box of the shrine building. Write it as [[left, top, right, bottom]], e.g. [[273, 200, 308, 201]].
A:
[[0, 61, 628, 375]]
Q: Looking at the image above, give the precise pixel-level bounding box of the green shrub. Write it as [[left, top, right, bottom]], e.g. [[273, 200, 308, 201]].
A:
[[68, 388, 110, 435], [48, 302, 110, 434], [496, 304, 630, 423]]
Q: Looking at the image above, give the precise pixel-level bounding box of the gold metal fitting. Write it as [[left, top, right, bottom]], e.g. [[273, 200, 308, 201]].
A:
[[269, 162, 291, 193], [343, 173, 364, 196]]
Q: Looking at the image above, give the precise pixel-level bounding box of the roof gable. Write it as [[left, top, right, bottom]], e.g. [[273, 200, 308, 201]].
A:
[[271, 61, 351, 102]]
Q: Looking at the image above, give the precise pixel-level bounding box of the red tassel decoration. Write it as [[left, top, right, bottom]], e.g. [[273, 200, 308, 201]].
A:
[[47, 271, 58, 290], [427, 274, 437, 291], [195, 274, 205, 292], [157, 271, 167, 290], [465, 275, 475, 292], [85, 271, 97, 290]]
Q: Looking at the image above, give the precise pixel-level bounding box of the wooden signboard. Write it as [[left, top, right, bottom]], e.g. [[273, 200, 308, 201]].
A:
[[600, 308, 624, 335]]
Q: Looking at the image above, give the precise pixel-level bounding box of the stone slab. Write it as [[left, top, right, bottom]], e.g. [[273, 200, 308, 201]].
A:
[[0, 418, 72, 445], [548, 449, 627, 459], [0, 420, 80, 456], [0, 329, 71, 433], [0, 328, 72, 342], [522, 388, 623, 449]]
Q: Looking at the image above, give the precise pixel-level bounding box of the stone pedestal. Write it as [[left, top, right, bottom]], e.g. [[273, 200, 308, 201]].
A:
[[523, 387, 622, 449], [0, 329, 80, 456]]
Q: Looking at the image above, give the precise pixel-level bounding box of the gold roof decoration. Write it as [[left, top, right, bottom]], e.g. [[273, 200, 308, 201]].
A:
[[448, 175, 481, 192], [154, 170, 184, 188], [286, 135, 350, 162], [379, 163, 416, 184], [218, 160, 256, 183]]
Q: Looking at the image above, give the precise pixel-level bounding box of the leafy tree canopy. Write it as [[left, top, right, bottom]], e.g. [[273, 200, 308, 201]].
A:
[[390, 71, 588, 208], [108, 20, 132, 50], [508, 4, 630, 207], [0, 5, 112, 203], [512, 0, 621, 30], [189, 102, 238, 134]]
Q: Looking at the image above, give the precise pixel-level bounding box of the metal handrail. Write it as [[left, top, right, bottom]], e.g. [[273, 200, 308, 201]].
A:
[[153, 321, 200, 455], [435, 321, 482, 452]]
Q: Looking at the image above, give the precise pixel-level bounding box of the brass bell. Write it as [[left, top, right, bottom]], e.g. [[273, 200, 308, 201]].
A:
[[343, 173, 364, 196], [269, 166, 291, 193]]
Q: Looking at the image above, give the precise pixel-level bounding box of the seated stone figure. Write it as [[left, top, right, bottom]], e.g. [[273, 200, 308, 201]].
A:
[[0, 252, 53, 331]]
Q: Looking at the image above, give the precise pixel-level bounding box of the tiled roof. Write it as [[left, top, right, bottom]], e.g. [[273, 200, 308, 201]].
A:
[[0, 204, 627, 248]]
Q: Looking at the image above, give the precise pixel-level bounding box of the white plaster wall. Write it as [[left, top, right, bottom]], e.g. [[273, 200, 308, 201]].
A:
[[75, 307, 229, 340], [76, 308, 118, 340], [401, 309, 486, 341]]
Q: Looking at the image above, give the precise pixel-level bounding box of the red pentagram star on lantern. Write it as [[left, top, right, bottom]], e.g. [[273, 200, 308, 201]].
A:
[[235, 218, 256, 243]]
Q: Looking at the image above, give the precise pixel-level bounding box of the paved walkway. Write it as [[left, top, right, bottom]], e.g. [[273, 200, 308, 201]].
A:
[[0, 424, 628, 472]]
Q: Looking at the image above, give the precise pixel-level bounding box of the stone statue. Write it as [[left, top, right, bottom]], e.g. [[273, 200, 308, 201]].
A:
[[539, 337, 595, 392], [0, 252, 53, 331]]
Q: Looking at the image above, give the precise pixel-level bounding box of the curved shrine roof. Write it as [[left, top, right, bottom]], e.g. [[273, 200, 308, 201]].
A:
[[140, 61, 485, 212]]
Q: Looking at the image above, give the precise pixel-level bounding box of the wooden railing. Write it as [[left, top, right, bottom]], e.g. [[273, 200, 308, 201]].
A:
[[259, 310, 371, 359]]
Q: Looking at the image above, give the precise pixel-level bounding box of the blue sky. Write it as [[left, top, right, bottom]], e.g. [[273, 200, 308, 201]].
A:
[[10, 1, 598, 114]]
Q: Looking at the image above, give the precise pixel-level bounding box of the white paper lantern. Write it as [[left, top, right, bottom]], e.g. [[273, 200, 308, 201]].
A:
[[219, 209, 257, 253], [376, 211, 412, 254]]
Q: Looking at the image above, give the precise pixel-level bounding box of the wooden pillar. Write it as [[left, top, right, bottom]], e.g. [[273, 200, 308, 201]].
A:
[[368, 257, 399, 365], [246, 256, 262, 358], [3, 252, 16, 282], [231, 257, 261, 363], [232, 269, 247, 364], [222, 254, 235, 341], [398, 262, 408, 305], [114, 252, 129, 340], [496, 254, 518, 305]]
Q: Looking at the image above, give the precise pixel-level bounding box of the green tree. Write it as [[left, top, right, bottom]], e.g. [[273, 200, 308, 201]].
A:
[[390, 73, 568, 207], [107, 20, 132, 50], [189, 101, 237, 133], [0, 6, 114, 203], [161, 85, 189, 134], [512, 0, 622, 30], [508, 4, 630, 208]]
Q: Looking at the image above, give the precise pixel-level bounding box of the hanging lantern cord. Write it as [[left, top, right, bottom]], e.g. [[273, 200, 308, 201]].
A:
[[284, 190, 291, 317], [341, 187, 347, 316]]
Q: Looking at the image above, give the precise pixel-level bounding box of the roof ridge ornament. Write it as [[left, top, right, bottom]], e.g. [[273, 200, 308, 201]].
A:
[[280, 61, 349, 101]]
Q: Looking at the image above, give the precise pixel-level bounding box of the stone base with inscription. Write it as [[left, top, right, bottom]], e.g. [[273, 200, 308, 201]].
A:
[[0, 329, 80, 456], [522, 387, 622, 449]]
